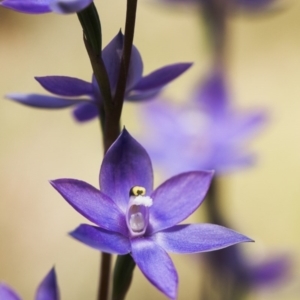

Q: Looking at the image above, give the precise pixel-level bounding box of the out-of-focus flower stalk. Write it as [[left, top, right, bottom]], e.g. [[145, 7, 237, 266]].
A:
[[201, 0, 231, 69], [199, 1, 248, 299]]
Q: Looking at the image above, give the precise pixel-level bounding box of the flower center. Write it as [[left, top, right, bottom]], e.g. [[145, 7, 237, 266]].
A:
[[126, 186, 153, 237]]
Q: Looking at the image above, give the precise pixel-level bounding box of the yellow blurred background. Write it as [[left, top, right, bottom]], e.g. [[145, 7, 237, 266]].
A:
[[0, 0, 300, 299]]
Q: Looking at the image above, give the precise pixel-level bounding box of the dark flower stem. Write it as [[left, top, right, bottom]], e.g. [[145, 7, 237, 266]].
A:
[[203, 178, 248, 300], [78, 1, 138, 299], [206, 177, 224, 225], [112, 254, 136, 300], [102, 0, 139, 151], [201, 0, 230, 68], [108, 1, 139, 299]]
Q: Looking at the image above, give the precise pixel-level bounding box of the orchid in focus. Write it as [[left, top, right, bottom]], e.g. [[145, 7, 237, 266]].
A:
[[0, 268, 59, 300], [0, 0, 93, 14], [140, 69, 267, 176], [50, 129, 252, 299], [7, 31, 192, 123]]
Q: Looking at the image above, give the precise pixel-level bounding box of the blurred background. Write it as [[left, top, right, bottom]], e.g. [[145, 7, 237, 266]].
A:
[[0, 0, 300, 299]]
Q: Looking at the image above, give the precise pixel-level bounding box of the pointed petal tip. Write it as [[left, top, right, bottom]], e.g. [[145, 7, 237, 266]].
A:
[[114, 127, 136, 146], [36, 266, 59, 300], [182, 62, 193, 68], [5, 93, 19, 100], [49, 179, 59, 188], [120, 126, 129, 135]]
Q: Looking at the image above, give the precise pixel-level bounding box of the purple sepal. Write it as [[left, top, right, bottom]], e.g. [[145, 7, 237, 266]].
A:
[[160, 0, 277, 11], [102, 31, 143, 95], [249, 255, 291, 288], [35, 268, 59, 300], [229, 110, 268, 141], [49, 0, 93, 14], [72, 102, 99, 122], [153, 224, 253, 253], [131, 238, 178, 300], [70, 224, 131, 254], [125, 42, 143, 91], [0, 0, 52, 14], [50, 179, 127, 235], [102, 31, 123, 94], [126, 88, 161, 101], [132, 63, 192, 91], [0, 283, 21, 300], [148, 171, 214, 234], [127, 62, 193, 101], [6, 93, 87, 109], [100, 128, 153, 213], [195, 68, 228, 117], [235, 0, 276, 10], [35, 76, 93, 97]]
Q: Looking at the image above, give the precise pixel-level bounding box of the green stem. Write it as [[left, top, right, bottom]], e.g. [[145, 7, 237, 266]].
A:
[[112, 255, 136, 300]]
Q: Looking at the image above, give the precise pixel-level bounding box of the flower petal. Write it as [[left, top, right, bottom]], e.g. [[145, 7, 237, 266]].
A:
[[70, 224, 131, 254], [235, 0, 276, 10], [132, 63, 192, 91], [102, 31, 123, 94], [49, 0, 93, 14], [131, 238, 178, 300], [35, 76, 93, 97], [148, 171, 214, 234], [126, 88, 160, 101], [249, 255, 291, 287], [212, 149, 256, 173], [100, 129, 153, 213], [228, 110, 267, 141], [195, 68, 228, 117], [35, 268, 59, 300], [50, 179, 127, 235], [0, 283, 21, 300], [72, 102, 99, 122], [6, 93, 86, 108], [125, 44, 143, 91], [0, 0, 51, 14], [152, 224, 253, 253]]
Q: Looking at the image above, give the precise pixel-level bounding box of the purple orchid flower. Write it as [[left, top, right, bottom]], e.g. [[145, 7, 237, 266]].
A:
[[6, 31, 192, 123], [0, 0, 93, 14], [0, 268, 59, 300], [50, 128, 252, 299], [140, 69, 267, 176]]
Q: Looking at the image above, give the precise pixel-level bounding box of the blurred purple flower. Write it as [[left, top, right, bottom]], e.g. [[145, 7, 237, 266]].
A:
[[0, 268, 59, 300], [7, 31, 192, 123], [201, 244, 291, 298], [248, 254, 291, 288], [0, 0, 93, 14], [160, 0, 278, 11], [50, 128, 252, 299], [141, 69, 267, 176]]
